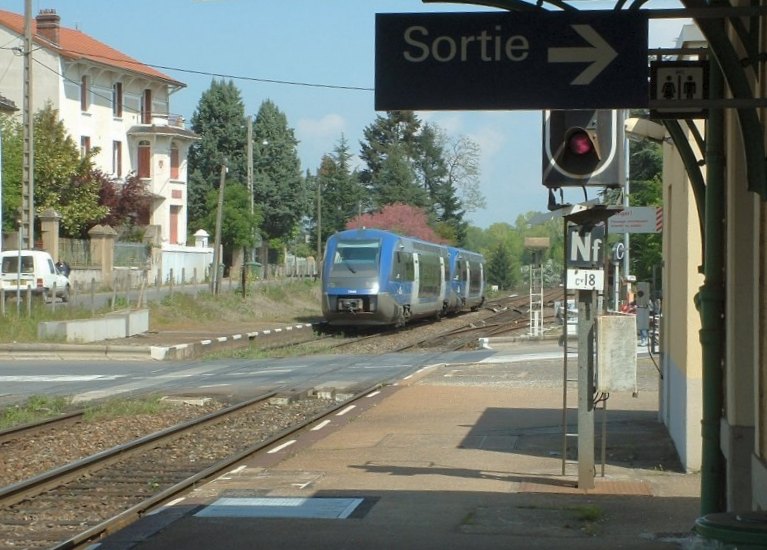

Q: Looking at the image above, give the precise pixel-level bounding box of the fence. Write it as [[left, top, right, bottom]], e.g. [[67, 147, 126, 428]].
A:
[[58, 238, 90, 266], [52, 237, 314, 288], [114, 242, 151, 268]]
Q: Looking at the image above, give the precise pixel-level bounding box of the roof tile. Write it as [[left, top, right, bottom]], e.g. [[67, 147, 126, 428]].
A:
[[0, 9, 183, 87]]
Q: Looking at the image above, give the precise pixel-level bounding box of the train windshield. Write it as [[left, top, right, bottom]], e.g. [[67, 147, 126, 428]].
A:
[[329, 239, 380, 279]]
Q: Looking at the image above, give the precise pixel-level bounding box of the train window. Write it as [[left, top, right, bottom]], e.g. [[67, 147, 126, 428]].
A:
[[419, 254, 441, 297], [331, 240, 381, 275], [469, 260, 483, 293], [392, 250, 414, 282]]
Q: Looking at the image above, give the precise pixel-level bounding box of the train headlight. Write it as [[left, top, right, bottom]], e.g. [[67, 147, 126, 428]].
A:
[[368, 282, 379, 293]]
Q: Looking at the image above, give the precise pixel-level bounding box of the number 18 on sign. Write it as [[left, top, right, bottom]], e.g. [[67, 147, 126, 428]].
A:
[[567, 268, 604, 290]]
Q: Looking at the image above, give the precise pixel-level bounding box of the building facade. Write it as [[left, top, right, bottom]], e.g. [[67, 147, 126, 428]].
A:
[[660, 18, 766, 516], [0, 8, 197, 246]]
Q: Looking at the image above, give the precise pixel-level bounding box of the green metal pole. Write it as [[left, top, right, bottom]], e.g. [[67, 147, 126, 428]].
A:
[[698, 55, 726, 516]]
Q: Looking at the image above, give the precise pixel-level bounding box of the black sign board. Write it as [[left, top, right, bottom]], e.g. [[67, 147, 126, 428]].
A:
[[567, 224, 605, 268], [375, 11, 648, 111]]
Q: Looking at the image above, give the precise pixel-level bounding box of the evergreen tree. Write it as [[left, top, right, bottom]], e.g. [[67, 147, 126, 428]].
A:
[[359, 111, 421, 187], [252, 99, 307, 265], [311, 136, 366, 252], [375, 144, 429, 207], [487, 243, 516, 290], [358, 112, 478, 246], [187, 79, 248, 232]]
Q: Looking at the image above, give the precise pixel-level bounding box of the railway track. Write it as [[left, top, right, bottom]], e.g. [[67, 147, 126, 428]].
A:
[[0, 389, 375, 549], [390, 289, 565, 352], [0, 410, 85, 445]]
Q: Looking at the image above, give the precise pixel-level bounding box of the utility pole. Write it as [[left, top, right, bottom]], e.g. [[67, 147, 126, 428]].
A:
[[22, 0, 34, 249], [246, 116, 254, 263], [210, 160, 227, 294], [316, 181, 322, 276]]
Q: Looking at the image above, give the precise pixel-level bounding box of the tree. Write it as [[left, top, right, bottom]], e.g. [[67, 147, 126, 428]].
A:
[[443, 133, 486, 214], [358, 112, 478, 246], [375, 144, 429, 207], [187, 80, 248, 231], [487, 243, 516, 290], [346, 203, 447, 243], [252, 99, 307, 267], [33, 104, 106, 237], [200, 181, 261, 264], [310, 136, 366, 252], [96, 172, 152, 238], [0, 114, 22, 233], [418, 123, 468, 245], [628, 135, 663, 283]]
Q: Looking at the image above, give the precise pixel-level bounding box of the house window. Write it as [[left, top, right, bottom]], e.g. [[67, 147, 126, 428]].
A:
[[138, 140, 151, 178], [112, 141, 122, 177], [80, 76, 89, 111], [170, 143, 179, 180], [80, 136, 90, 157], [112, 82, 123, 117], [141, 89, 152, 124]]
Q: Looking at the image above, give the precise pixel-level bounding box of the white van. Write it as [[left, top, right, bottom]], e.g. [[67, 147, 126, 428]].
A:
[[0, 250, 71, 302]]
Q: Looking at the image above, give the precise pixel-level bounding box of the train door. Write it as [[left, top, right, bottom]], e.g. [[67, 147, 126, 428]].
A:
[[459, 258, 469, 302], [411, 253, 421, 308], [439, 255, 447, 305], [469, 259, 484, 298]]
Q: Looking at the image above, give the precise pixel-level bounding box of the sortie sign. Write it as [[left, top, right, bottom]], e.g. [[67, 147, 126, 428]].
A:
[[375, 11, 648, 111]]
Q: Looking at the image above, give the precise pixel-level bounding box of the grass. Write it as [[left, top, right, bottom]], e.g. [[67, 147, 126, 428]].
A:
[[147, 279, 322, 331], [0, 395, 73, 429], [82, 395, 177, 421], [0, 279, 323, 343], [0, 394, 183, 430], [0, 302, 95, 343], [516, 503, 605, 536]]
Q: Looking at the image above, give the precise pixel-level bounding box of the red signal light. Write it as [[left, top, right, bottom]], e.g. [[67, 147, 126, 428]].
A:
[[568, 130, 594, 155]]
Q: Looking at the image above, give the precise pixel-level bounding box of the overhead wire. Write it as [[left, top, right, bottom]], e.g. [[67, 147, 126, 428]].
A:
[[58, 48, 374, 92]]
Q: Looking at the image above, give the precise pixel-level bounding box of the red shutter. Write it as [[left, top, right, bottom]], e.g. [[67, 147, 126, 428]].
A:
[[170, 145, 179, 179], [138, 144, 151, 178]]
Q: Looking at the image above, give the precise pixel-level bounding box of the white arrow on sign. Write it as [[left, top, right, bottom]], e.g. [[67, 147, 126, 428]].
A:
[[547, 24, 618, 86]]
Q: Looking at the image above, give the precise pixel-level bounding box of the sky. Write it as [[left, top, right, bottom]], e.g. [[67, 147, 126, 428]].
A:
[[7, 0, 691, 229]]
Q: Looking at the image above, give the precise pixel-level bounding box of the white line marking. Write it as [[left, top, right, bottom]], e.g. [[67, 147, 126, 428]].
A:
[[366, 390, 381, 398], [336, 405, 356, 416], [0, 375, 125, 382], [311, 420, 331, 431], [268, 440, 296, 453], [148, 496, 186, 514]]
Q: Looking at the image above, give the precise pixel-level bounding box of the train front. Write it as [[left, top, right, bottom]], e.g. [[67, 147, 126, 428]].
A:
[[321, 231, 400, 326]]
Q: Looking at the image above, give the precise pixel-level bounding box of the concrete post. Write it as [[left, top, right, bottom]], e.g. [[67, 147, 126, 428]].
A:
[[39, 208, 61, 258], [88, 224, 117, 288]]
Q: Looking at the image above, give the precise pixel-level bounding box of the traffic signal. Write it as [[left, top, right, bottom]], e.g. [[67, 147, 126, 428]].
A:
[[636, 282, 650, 308], [542, 109, 624, 188]]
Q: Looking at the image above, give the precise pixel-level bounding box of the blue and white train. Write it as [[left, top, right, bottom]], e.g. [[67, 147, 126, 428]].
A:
[[321, 228, 485, 327]]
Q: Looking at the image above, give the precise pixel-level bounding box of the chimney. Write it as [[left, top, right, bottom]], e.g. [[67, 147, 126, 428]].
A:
[[36, 9, 60, 46]]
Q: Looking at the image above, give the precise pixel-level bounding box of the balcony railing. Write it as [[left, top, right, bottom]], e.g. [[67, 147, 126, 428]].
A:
[[138, 112, 187, 129]]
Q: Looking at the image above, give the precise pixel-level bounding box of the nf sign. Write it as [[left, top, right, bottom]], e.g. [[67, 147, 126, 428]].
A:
[[375, 11, 648, 111], [567, 225, 605, 268]]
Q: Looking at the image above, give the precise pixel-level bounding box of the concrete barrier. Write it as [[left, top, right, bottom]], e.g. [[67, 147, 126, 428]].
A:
[[38, 309, 149, 343]]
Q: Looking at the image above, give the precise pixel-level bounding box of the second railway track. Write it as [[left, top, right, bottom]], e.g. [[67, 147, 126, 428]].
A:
[[0, 389, 372, 550]]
